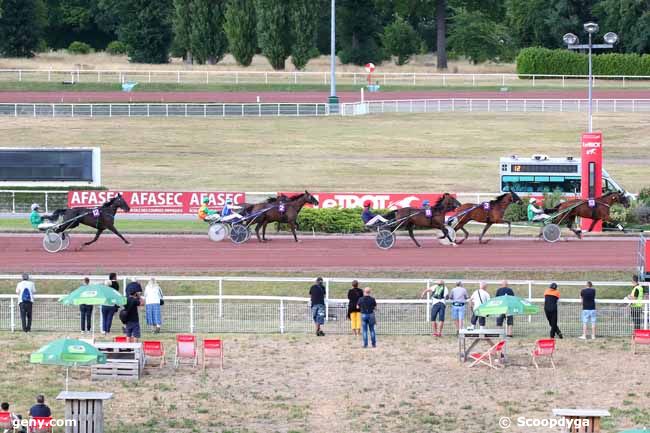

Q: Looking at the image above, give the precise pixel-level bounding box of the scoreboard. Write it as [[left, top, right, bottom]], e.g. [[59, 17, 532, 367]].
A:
[[0, 148, 101, 186]]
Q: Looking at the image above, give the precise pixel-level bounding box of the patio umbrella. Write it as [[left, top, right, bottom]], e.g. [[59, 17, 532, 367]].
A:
[[59, 284, 126, 337], [475, 295, 540, 317], [30, 338, 107, 391]]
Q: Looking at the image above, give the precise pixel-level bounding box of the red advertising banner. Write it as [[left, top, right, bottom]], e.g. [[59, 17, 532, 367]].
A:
[[67, 191, 246, 214], [580, 132, 603, 232], [279, 192, 449, 209]]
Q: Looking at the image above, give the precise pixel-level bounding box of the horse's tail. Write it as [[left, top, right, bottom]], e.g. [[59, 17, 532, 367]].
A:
[[43, 208, 67, 221], [383, 210, 397, 221], [544, 205, 560, 214]]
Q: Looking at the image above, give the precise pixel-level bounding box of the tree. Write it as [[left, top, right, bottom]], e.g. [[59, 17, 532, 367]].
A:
[[224, 0, 257, 66], [255, 0, 290, 70], [382, 16, 422, 65], [289, 0, 318, 70], [43, 0, 115, 49], [190, 0, 227, 64], [119, 0, 173, 63], [337, 0, 384, 65], [594, 0, 650, 54], [173, 0, 193, 63], [448, 8, 511, 64], [436, 0, 448, 69], [0, 0, 47, 57]]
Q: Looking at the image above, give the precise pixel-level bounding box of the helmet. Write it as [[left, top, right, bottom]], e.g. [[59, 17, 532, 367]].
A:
[[529, 198, 537, 204], [202, 197, 210, 204], [422, 200, 430, 206], [31, 203, 40, 211], [363, 200, 372, 207], [225, 198, 233, 204]]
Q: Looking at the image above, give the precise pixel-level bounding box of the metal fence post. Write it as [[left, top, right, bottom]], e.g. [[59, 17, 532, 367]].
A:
[[425, 280, 431, 323], [14, 104, 17, 117], [177, 71, 181, 83], [190, 299, 195, 333], [45, 192, 49, 212], [218, 278, 223, 318], [10, 298, 15, 332], [18, 70, 22, 82], [12, 192, 15, 213], [279, 299, 285, 334]]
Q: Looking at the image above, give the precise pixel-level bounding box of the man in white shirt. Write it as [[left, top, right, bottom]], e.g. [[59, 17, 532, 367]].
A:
[[16, 273, 35, 332], [469, 282, 491, 330], [420, 280, 449, 337]]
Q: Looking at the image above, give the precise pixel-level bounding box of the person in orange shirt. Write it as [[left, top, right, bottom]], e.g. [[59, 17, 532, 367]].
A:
[[544, 283, 563, 339]]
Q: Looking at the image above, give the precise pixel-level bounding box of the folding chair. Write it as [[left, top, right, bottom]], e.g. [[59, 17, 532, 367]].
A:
[[143, 341, 165, 368], [202, 338, 224, 371], [29, 416, 53, 433], [531, 339, 556, 369], [468, 340, 506, 369], [174, 334, 198, 368], [0, 412, 13, 430], [632, 329, 650, 355], [113, 336, 127, 343]]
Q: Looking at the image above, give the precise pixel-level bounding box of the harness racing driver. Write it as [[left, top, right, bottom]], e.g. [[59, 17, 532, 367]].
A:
[[361, 201, 388, 227], [527, 198, 550, 222], [198, 197, 220, 222], [220, 198, 244, 222]]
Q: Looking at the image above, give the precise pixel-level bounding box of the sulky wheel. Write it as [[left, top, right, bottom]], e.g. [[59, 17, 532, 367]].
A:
[[230, 224, 250, 244], [43, 231, 63, 253], [61, 233, 71, 250], [208, 223, 227, 242], [439, 225, 457, 245], [542, 223, 562, 243], [375, 229, 396, 250]]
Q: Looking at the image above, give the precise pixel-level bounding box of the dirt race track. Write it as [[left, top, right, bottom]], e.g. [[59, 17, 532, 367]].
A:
[[0, 234, 636, 273]]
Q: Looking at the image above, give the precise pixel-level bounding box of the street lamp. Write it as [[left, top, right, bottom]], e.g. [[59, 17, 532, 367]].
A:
[[563, 23, 617, 132], [328, 0, 339, 111]]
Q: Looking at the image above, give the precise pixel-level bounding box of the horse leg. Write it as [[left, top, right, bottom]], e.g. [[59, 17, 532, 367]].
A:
[[567, 217, 581, 239], [262, 222, 271, 241], [407, 224, 421, 248], [456, 225, 469, 245], [107, 225, 130, 244], [83, 229, 104, 246], [478, 223, 493, 244], [289, 221, 299, 242], [587, 218, 598, 232], [254, 222, 263, 242], [505, 220, 512, 237]]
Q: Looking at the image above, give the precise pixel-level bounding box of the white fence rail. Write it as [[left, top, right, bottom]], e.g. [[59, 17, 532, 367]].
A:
[[1, 275, 648, 336], [2, 69, 650, 88], [342, 98, 650, 116]]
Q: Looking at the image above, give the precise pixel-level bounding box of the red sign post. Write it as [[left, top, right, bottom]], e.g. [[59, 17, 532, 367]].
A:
[[580, 132, 603, 232]]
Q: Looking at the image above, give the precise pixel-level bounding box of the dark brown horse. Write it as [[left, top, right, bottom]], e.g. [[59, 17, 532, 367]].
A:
[[451, 191, 522, 244], [248, 191, 319, 242], [382, 193, 461, 248], [544, 191, 630, 238], [46, 193, 131, 247]]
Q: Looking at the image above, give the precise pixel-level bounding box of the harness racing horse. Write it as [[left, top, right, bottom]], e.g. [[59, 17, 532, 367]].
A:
[[249, 191, 319, 242], [382, 193, 461, 248], [544, 191, 630, 239], [47, 193, 131, 247], [451, 191, 522, 244]]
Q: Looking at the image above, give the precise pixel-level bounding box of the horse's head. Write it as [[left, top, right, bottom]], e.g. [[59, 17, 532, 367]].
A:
[[509, 191, 522, 204], [304, 190, 319, 207], [115, 193, 131, 212], [612, 191, 631, 208]]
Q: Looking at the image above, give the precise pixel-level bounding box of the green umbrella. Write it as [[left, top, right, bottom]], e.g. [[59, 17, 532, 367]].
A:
[[30, 338, 107, 391], [476, 295, 540, 317], [59, 284, 126, 306]]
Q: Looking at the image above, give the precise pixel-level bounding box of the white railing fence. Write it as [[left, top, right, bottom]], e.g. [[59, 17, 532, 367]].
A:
[[2, 69, 650, 88], [1, 275, 648, 336]]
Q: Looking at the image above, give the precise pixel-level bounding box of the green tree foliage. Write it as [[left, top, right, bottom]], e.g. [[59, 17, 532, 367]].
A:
[[516, 47, 650, 75], [172, 0, 193, 63], [118, 0, 174, 63], [67, 40, 93, 54], [255, 0, 290, 70], [0, 0, 47, 57], [337, 0, 384, 65], [44, 0, 114, 49], [106, 40, 128, 55], [289, 0, 318, 70], [190, 0, 227, 64], [593, 0, 650, 54], [448, 8, 512, 64], [224, 0, 256, 66], [381, 16, 422, 65]]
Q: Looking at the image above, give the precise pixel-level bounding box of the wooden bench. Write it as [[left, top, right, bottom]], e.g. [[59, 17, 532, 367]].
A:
[[632, 329, 650, 354], [56, 391, 112, 433], [91, 342, 144, 381], [552, 409, 610, 433]]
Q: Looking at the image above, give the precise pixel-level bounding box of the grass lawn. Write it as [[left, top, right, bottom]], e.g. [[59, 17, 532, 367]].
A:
[[0, 113, 647, 193], [1, 332, 648, 433]]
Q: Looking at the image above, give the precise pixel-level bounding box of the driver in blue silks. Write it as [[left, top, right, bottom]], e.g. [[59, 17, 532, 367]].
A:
[[221, 198, 243, 222]]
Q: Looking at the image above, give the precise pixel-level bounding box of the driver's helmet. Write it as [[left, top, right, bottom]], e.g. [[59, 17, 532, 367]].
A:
[[31, 203, 40, 211], [363, 200, 372, 208], [225, 198, 233, 205], [422, 200, 430, 207], [202, 197, 210, 204], [529, 198, 537, 204]]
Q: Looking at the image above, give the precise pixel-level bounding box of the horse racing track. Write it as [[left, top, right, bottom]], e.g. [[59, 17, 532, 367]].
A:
[[0, 234, 636, 273]]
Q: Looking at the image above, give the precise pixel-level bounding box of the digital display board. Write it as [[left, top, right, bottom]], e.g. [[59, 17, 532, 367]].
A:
[[0, 149, 94, 181], [511, 164, 578, 173]]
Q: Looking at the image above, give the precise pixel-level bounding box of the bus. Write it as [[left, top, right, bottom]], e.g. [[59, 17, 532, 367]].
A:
[[499, 154, 631, 197]]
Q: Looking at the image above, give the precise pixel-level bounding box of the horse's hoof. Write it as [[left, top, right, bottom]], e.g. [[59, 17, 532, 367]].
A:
[[451, 243, 458, 247]]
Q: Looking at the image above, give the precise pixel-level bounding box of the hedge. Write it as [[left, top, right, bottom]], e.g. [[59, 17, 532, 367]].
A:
[[516, 47, 650, 76], [67, 41, 93, 55]]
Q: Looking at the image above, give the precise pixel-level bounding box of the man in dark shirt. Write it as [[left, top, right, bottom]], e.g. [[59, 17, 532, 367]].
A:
[[544, 283, 563, 339], [580, 281, 597, 340], [347, 280, 364, 336], [125, 278, 143, 297], [309, 277, 326, 336], [124, 291, 142, 342], [29, 395, 51, 418], [357, 287, 377, 348], [495, 280, 515, 337], [102, 272, 120, 335]]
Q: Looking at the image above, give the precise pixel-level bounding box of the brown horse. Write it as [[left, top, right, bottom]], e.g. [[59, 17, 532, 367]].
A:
[[544, 191, 630, 238], [249, 191, 319, 242], [451, 192, 522, 244], [382, 193, 461, 248]]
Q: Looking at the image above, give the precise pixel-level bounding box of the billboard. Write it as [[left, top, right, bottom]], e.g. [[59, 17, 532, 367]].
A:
[[580, 132, 603, 232], [279, 192, 449, 209]]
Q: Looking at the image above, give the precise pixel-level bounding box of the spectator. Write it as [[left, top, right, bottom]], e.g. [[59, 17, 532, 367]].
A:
[[79, 277, 93, 335], [627, 275, 644, 330], [123, 290, 143, 343], [0, 401, 21, 430], [495, 280, 515, 337], [357, 287, 377, 348], [420, 280, 448, 337], [449, 281, 469, 333], [29, 395, 51, 418], [309, 277, 326, 336], [469, 282, 490, 330], [347, 280, 363, 336], [101, 273, 120, 335], [144, 277, 163, 333], [125, 278, 142, 297], [580, 281, 597, 340], [16, 273, 35, 333], [544, 282, 563, 339]]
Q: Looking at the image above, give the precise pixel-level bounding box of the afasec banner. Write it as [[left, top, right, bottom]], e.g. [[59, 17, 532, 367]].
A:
[[279, 192, 448, 209], [68, 191, 246, 214]]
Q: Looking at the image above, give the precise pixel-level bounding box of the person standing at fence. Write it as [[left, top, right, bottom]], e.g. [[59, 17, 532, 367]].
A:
[[123, 289, 143, 342], [469, 282, 490, 330], [144, 277, 163, 334], [347, 280, 363, 336], [495, 280, 515, 337], [16, 273, 35, 333], [79, 277, 93, 335], [101, 272, 120, 335], [627, 275, 644, 330], [420, 280, 448, 337], [357, 287, 377, 348], [126, 277, 143, 297], [449, 281, 469, 333], [544, 283, 563, 339], [310, 277, 327, 337]]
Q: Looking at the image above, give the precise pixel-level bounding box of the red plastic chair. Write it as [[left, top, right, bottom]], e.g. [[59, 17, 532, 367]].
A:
[[29, 416, 53, 433], [202, 338, 224, 371], [174, 334, 198, 368], [143, 341, 165, 368], [632, 329, 650, 355], [113, 336, 127, 343], [0, 411, 13, 430], [531, 339, 556, 369], [468, 340, 506, 369]]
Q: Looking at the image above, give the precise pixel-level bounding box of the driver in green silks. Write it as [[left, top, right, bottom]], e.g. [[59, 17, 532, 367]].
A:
[[527, 198, 550, 222], [30, 203, 44, 228]]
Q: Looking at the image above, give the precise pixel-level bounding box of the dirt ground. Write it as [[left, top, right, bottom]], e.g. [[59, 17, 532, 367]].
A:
[[2, 332, 649, 433]]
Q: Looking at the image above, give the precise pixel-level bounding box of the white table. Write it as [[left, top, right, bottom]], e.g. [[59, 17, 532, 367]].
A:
[[458, 328, 506, 363]]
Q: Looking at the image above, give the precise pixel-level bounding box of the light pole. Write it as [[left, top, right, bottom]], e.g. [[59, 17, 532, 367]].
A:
[[563, 23, 618, 132], [328, 0, 339, 111]]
